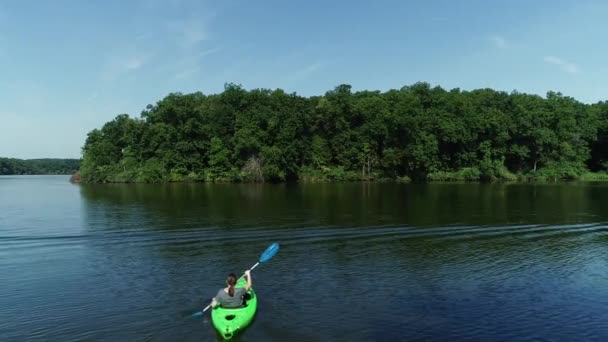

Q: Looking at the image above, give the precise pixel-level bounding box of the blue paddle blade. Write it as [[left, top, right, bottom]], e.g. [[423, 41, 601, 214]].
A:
[[259, 242, 280, 263], [191, 311, 203, 317]]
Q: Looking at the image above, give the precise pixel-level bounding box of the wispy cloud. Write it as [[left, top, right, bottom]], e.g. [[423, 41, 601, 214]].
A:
[[299, 62, 323, 74], [123, 55, 147, 70], [196, 47, 222, 58], [100, 2, 218, 82], [543, 56, 579, 74], [162, 5, 218, 78], [170, 47, 222, 80], [101, 52, 152, 81], [286, 62, 324, 83], [489, 35, 507, 49], [174, 67, 201, 80], [85, 92, 99, 102], [168, 14, 215, 49]]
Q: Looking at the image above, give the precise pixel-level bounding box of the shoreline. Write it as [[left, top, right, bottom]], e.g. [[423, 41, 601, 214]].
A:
[[74, 171, 608, 185]]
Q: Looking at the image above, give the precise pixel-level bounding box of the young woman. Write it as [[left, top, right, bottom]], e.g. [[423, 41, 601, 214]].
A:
[[210, 270, 252, 309]]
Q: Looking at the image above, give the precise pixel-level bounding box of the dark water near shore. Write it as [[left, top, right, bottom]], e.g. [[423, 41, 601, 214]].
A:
[[2, 176, 608, 341]]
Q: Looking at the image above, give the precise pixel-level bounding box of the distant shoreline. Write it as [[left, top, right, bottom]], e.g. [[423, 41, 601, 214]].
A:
[[0, 157, 80, 176]]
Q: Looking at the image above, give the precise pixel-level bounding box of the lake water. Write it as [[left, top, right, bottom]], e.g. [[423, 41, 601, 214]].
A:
[[2, 176, 608, 341]]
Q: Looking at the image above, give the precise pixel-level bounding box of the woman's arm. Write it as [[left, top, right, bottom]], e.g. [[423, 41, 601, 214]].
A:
[[244, 270, 253, 291]]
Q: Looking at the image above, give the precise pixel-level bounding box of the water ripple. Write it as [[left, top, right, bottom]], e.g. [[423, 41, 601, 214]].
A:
[[4, 178, 608, 341]]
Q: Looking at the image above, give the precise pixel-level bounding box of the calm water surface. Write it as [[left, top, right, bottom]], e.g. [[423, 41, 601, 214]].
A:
[[2, 176, 608, 341]]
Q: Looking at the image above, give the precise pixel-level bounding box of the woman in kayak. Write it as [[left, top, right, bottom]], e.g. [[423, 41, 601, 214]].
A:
[[210, 270, 252, 308]]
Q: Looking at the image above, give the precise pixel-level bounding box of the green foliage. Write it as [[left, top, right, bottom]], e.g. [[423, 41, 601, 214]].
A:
[[478, 158, 517, 181], [311, 136, 330, 168], [136, 159, 166, 183], [78, 84, 608, 183], [589, 102, 608, 171], [207, 137, 231, 180], [528, 161, 586, 181], [396, 175, 412, 183], [0, 158, 80, 175], [579, 172, 608, 182], [428, 167, 481, 182], [299, 166, 360, 182]]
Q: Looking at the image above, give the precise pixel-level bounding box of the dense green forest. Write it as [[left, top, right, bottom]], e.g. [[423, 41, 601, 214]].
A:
[[0, 158, 80, 175], [80, 83, 608, 183]]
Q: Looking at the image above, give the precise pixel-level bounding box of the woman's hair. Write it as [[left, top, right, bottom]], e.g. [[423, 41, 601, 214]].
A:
[[226, 273, 237, 297]]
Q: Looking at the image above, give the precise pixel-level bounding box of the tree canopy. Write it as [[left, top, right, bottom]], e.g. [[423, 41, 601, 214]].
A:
[[79, 83, 608, 183]]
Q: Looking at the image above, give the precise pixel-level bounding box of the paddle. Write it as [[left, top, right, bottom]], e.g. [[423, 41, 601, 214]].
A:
[[192, 242, 280, 318]]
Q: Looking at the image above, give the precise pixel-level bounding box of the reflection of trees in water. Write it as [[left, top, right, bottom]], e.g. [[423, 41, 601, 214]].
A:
[[76, 182, 608, 331], [79, 183, 608, 233], [78, 184, 268, 302]]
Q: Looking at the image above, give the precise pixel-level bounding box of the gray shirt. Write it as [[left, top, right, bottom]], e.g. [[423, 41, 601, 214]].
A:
[[214, 288, 247, 308]]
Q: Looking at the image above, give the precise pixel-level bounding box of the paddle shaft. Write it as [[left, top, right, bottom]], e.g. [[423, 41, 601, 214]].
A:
[[239, 262, 259, 280]]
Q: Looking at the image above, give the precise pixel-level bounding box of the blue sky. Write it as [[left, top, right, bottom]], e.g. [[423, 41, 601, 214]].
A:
[[0, 0, 606, 158]]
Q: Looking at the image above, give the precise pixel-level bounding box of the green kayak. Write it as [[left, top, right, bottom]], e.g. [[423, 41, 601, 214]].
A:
[[211, 278, 257, 340]]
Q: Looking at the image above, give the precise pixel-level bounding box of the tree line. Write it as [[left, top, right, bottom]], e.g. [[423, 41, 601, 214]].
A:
[[0, 158, 80, 175], [79, 83, 608, 183]]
